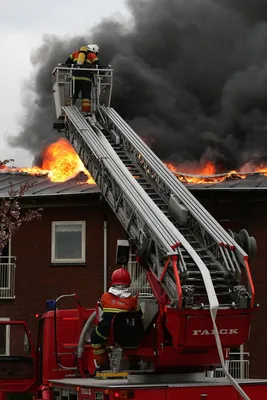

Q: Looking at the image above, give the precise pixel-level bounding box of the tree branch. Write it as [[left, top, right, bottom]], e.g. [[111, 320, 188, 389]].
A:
[[0, 161, 43, 253]]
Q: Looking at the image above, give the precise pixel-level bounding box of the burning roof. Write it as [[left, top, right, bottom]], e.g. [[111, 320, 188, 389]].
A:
[[0, 170, 266, 199], [1, 137, 267, 198], [1, 138, 94, 184]]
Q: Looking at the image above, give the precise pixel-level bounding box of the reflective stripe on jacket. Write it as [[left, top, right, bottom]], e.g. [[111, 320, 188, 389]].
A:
[[65, 47, 99, 66], [100, 292, 139, 313], [65, 47, 99, 79]]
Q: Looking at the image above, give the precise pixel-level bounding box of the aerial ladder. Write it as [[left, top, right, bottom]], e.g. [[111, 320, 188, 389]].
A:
[[52, 64, 256, 306], [51, 65, 257, 396]]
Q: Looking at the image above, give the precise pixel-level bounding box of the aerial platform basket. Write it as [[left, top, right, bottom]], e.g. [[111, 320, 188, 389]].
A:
[[52, 65, 113, 119]]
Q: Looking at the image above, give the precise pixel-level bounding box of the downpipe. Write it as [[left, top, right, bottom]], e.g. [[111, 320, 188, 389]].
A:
[[104, 220, 108, 292]]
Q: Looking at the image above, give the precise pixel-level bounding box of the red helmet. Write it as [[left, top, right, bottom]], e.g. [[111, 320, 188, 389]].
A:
[[111, 268, 131, 286]]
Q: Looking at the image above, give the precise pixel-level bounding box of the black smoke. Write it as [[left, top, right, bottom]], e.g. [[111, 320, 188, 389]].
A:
[[8, 0, 267, 171]]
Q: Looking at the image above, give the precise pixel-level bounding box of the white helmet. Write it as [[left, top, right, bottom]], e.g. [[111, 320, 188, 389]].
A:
[[87, 44, 99, 54]]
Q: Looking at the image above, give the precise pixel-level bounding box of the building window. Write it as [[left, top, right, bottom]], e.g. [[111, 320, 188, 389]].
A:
[[0, 240, 15, 299], [0, 240, 11, 289], [51, 221, 86, 264], [0, 318, 10, 355]]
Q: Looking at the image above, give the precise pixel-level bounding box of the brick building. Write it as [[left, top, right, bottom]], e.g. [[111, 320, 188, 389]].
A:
[[0, 171, 266, 379]]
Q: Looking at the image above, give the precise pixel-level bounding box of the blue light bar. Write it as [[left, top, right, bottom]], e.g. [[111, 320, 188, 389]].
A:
[[46, 300, 56, 311]]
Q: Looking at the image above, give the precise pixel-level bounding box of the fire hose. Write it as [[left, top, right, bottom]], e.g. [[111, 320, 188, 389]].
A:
[[210, 305, 250, 400]]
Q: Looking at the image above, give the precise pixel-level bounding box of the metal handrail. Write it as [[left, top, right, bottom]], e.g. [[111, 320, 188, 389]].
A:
[[0, 258, 16, 299], [211, 352, 250, 379], [52, 65, 113, 118]]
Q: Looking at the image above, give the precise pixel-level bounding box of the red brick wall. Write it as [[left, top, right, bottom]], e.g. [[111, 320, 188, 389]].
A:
[[0, 197, 126, 345]]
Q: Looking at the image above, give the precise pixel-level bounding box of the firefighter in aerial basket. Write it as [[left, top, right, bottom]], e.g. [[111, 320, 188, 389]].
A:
[[65, 44, 100, 113], [90, 268, 142, 371]]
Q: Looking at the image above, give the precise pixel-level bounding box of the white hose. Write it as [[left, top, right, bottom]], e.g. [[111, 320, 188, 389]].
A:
[[77, 311, 96, 359], [210, 308, 250, 400]]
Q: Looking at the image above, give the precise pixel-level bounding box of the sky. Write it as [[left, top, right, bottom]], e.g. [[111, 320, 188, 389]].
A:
[[0, 0, 128, 166]]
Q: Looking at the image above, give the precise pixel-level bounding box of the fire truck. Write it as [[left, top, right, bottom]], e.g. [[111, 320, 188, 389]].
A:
[[0, 64, 267, 400]]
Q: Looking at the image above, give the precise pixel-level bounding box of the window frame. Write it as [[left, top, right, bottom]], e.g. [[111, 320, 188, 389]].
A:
[[0, 239, 12, 290], [51, 221, 86, 264], [0, 317, 10, 356]]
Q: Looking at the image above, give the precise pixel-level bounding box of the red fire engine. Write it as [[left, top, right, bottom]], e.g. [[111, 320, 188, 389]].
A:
[[0, 65, 266, 400]]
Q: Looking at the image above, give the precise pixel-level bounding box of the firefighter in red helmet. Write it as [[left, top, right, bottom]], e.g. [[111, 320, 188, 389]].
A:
[[65, 44, 100, 113], [90, 268, 141, 371]]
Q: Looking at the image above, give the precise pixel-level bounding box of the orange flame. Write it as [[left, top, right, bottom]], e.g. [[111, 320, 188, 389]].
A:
[[166, 161, 216, 175], [165, 163, 177, 173], [1, 138, 95, 184], [175, 170, 247, 185], [240, 162, 267, 176], [165, 161, 216, 175], [41, 138, 94, 183], [201, 161, 216, 175], [165, 161, 249, 184], [1, 138, 267, 187]]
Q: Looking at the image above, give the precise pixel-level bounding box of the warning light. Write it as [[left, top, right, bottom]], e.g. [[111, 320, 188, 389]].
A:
[[46, 299, 56, 311], [113, 391, 135, 399]]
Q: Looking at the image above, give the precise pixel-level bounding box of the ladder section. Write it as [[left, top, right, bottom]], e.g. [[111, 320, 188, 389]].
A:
[[100, 128, 244, 307], [98, 105, 253, 308], [62, 105, 219, 311]]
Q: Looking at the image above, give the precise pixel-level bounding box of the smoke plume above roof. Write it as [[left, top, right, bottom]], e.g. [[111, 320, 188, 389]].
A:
[[8, 0, 267, 170]]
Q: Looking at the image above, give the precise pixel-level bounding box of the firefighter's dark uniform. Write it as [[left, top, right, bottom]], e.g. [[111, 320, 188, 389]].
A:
[[65, 46, 99, 112], [90, 292, 141, 369]]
